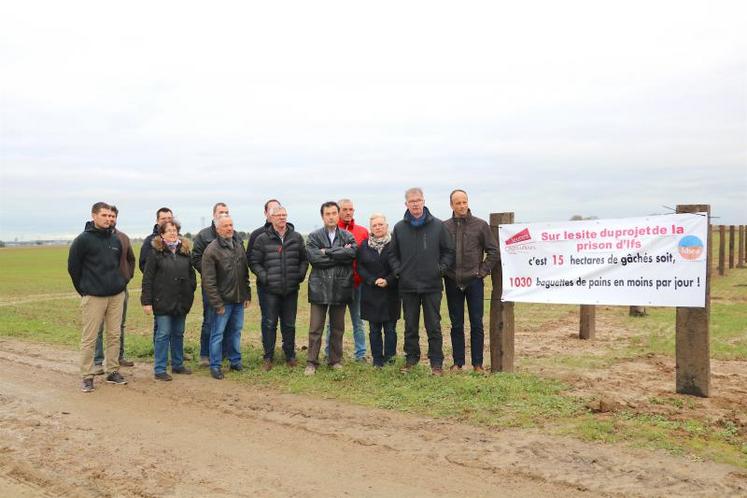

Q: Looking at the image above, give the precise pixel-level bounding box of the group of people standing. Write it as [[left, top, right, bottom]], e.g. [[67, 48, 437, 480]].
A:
[[67, 188, 498, 392]]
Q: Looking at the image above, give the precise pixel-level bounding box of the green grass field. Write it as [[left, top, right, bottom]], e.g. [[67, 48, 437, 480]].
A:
[[1, 236, 745, 468]]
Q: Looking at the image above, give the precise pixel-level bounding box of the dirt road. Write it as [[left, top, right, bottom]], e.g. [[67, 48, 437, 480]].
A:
[[1, 339, 745, 497]]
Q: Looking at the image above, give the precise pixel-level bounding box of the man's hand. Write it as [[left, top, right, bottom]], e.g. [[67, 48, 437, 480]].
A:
[[344, 243, 352, 248], [243, 300, 250, 309], [143, 305, 153, 315], [216, 306, 225, 315], [320, 248, 326, 255], [375, 278, 388, 288]]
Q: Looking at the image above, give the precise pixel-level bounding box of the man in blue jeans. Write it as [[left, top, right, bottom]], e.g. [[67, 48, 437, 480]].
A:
[[192, 202, 231, 367], [443, 189, 499, 373], [325, 198, 368, 361], [201, 215, 251, 380]]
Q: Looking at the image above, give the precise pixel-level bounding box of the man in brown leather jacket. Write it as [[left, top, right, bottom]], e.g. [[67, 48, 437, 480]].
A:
[[202, 216, 251, 379], [443, 190, 499, 372]]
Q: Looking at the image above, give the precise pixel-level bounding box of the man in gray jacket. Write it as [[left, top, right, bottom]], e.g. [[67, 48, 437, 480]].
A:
[[443, 189, 499, 372], [304, 201, 357, 375], [201, 216, 251, 379]]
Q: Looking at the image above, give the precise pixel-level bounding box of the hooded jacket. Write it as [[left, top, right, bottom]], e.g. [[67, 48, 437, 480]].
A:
[[443, 210, 499, 288], [338, 218, 369, 288], [68, 221, 127, 297], [141, 237, 197, 316], [249, 223, 308, 296], [389, 207, 455, 294], [202, 235, 251, 308], [305, 226, 357, 305]]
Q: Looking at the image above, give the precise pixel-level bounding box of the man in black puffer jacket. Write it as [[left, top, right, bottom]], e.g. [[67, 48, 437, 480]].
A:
[[389, 188, 454, 376], [249, 206, 308, 370], [68, 202, 129, 392], [304, 201, 357, 375]]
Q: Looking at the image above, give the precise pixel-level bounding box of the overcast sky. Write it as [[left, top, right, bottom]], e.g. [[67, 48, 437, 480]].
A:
[[1, 1, 745, 241]]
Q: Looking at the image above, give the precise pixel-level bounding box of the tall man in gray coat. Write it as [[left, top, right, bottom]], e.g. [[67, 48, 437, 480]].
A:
[[443, 189, 499, 372], [304, 201, 357, 376], [389, 188, 454, 376]]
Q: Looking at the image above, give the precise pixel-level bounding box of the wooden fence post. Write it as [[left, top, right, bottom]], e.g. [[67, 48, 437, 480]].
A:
[[729, 225, 736, 269], [718, 225, 725, 276], [739, 225, 745, 268], [489, 213, 515, 373], [579, 305, 596, 339], [675, 205, 711, 397], [629, 306, 647, 317]]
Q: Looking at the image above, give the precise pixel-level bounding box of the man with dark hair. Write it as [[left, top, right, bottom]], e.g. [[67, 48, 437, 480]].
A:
[[443, 189, 499, 373], [93, 205, 136, 372], [249, 205, 308, 370], [68, 202, 129, 392], [304, 201, 357, 375], [247, 199, 281, 256], [139, 207, 173, 272], [246, 199, 281, 357], [389, 188, 454, 376], [325, 198, 369, 362], [202, 216, 251, 380], [192, 202, 232, 366]]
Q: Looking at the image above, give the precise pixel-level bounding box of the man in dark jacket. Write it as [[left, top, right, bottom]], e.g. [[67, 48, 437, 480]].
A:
[[202, 215, 251, 379], [246, 199, 281, 361], [139, 207, 173, 273], [443, 190, 499, 372], [389, 188, 454, 376], [249, 205, 307, 370], [192, 202, 230, 366], [68, 202, 129, 392], [304, 201, 357, 375], [94, 205, 136, 372]]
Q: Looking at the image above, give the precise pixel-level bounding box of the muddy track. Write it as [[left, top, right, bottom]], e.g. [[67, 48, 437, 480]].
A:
[[1, 339, 745, 497]]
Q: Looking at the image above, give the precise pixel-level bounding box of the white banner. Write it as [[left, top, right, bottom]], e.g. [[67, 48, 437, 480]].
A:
[[499, 213, 708, 307]]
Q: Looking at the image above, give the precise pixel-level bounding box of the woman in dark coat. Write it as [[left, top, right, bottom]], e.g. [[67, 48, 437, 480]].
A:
[[141, 221, 197, 381], [357, 213, 399, 367]]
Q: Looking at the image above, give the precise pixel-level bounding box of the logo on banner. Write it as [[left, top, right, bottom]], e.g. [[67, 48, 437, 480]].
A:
[[678, 235, 704, 260], [505, 228, 531, 246]]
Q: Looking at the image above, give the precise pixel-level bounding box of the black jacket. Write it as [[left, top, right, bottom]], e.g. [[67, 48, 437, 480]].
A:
[[305, 227, 357, 305], [139, 224, 160, 273], [202, 236, 251, 308], [246, 221, 272, 263], [68, 222, 127, 297], [192, 222, 244, 273], [443, 210, 499, 288], [389, 207, 455, 294], [141, 237, 197, 316], [249, 223, 308, 296], [357, 239, 400, 322]]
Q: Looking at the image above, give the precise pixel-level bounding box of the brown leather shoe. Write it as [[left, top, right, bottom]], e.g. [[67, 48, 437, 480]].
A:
[[400, 363, 416, 374], [449, 364, 464, 372], [262, 359, 273, 372], [473, 365, 485, 373], [431, 367, 444, 377], [119, 358, 134, 367], [286, 358, 298, 368]]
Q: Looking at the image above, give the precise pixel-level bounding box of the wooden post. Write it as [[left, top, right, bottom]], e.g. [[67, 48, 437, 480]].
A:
[[739, 225, 745, 268], [729, 225, 735, 269], [718, 225, 725, 276], [629, 306, 647, 317], [489, 212, 515, 373], [675, 205, 710, 397], [579, 305, 596, 339]]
